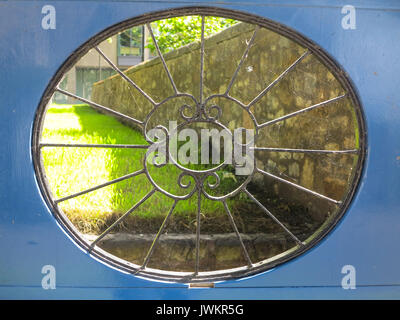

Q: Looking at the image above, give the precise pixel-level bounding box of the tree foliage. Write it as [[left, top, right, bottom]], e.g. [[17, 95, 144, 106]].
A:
[[146, 16, 239, 54]]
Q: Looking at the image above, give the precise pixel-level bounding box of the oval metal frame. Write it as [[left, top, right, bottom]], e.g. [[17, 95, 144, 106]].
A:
[[32, 6, 367, 283]]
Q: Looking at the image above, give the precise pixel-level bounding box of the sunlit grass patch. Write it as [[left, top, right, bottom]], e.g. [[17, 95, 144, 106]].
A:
[[41, 104, 228, 234]]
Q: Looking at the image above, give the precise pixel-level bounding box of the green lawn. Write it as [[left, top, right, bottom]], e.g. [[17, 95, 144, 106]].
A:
[[41, 104, 228, 234]]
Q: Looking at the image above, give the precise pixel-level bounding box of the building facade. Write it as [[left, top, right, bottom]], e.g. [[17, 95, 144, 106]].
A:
[[54, 26, 150, 103]]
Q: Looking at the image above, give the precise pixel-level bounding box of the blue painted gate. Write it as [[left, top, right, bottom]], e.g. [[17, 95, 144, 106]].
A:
[[0, 0, 400, 299]]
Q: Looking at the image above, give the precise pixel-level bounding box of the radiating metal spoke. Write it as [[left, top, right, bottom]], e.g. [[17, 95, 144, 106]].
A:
[[222, 200, 252, 267], [243, 189, 304, 246], [90, 189, 156, 249], [252, 147, 358, 154], [55, 169, 145, 204], [40, 142, 149, 149], [199, 15, 205, 105], [37, 13, 366, 282], [258, 94, 347, 128], [146, 23, 178, 94], [248, 50, 310, 108], [141, 200, 178, 269], [257, 167, 341, 204], [95, 46, 157, 106], [194, 189, 202, 274], [55, 87, 144, 126], [225, 26, 259, 95]]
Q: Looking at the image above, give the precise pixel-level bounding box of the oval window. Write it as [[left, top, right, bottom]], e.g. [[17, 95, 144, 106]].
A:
[[33, 8, 366, 283]]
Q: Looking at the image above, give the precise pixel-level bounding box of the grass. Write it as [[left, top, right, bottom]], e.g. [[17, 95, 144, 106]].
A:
[[41, 104, 232, 234], [41, 103, 331, 242]]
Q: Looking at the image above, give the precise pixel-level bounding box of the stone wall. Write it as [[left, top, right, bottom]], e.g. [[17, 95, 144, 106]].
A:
[[91, 22, 359, 220]]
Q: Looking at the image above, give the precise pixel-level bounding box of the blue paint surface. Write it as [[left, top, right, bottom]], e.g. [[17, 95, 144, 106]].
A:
[[0, 0, 399, 299]]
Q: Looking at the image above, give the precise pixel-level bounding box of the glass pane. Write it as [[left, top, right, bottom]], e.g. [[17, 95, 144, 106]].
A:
[[119, 26, 143, 56]]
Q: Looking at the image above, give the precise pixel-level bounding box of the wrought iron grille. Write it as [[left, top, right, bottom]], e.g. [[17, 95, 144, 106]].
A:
[[33, 7, 366, 283]]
